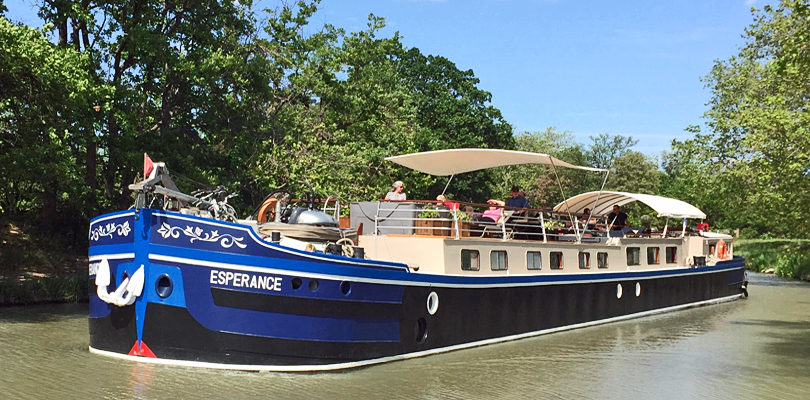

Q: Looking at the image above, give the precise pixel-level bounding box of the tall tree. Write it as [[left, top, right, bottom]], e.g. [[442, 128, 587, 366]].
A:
[[701, 0, 810, 237]]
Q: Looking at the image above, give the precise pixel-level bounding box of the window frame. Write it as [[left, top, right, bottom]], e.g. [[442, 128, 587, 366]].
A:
[[665, 247, 678, 264], [647, 247, 660, 265], [597, 252, 609, 269], [550, 251, 564, 270], [461, 249, 480, 271], [490, 250, 508, 271], [578, 251, 591, 269], [527, 251, 542, 270], [627, 247, 641, 266]]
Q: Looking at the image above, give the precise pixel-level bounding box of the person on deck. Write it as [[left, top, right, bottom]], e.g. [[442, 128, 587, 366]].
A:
[[607, 204, 629, 230], [488, 186, 530, 215], [581, 208, 597, 230], [384, 181, 406, 201]]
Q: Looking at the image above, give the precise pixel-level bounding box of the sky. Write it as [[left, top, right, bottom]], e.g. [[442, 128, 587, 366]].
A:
[[5, 0, 777, 159]]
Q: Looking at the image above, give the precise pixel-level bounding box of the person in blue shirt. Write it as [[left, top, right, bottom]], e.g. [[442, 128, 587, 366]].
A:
[[489, 186, 530, 215]]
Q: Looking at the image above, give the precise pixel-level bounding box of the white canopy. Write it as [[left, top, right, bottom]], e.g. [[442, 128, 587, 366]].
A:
[[553, 191, 706, 219], [385, 148, 607, 176]]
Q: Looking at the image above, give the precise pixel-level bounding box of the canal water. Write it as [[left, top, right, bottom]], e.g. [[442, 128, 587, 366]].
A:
[[1, 272, 809, 400]]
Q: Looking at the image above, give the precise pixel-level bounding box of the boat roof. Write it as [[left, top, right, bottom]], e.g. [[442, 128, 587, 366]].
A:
[[385, 148, 607, 176], [553, 191, 706, 219]]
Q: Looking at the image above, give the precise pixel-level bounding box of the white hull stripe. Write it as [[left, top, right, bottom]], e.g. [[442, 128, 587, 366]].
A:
[[149, 253, 741, 289], [90, 211, 135, 225], [88, 293, 744, 372], [89, 253, 135, 262]]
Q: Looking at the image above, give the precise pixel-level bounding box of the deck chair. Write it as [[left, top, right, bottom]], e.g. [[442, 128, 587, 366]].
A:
[[479, 210, 515, 239]]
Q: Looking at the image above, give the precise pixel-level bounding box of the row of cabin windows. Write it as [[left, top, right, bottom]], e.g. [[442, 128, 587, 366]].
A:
[[626, 246, 678, 266], [460, 250, 610, 271]]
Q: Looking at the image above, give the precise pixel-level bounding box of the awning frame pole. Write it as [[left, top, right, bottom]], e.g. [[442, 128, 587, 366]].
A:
[[579, 169, 611, 242], [440, 175, 454, 196]]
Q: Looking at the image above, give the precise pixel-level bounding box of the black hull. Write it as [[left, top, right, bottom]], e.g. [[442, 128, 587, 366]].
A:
[[89, 265, 746, 369]]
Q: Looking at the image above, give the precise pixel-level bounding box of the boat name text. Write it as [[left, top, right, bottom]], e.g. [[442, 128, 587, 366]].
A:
[[210, 270, 282, 292]]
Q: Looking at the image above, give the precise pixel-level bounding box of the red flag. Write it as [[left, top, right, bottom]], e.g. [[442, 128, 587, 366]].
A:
[[143, 153, 154, 178]]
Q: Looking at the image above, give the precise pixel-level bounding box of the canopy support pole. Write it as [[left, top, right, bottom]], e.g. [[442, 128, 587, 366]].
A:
[[550, 159, 578, 242], [579, 169, 611, 241], [663, 220, 669, 237], [440, 175, 454, 196], [681, 218, 687, 238]]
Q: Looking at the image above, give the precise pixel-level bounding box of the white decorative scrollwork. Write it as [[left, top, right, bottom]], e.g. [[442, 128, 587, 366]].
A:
[[90, 221, 131, 241], [157, 222, 247, 249]]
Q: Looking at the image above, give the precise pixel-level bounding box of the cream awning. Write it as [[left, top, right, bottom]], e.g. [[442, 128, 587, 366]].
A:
[[385, 148, 607, 176], [553, 191, 706, 219]]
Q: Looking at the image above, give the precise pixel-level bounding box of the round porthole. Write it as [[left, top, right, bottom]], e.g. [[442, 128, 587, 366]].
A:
[[155, 274, 173, 298], [616, 283, 623, 299], [415, 318, 428, 343], [636, 282, 641, 297], [427, 291, 439, 315], [308, 279, 319, 292], [291, 278, 302, 290], [340, 281, 352, 296]]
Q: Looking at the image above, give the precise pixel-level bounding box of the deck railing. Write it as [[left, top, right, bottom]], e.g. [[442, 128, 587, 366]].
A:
[[370, 200, 609, 243]]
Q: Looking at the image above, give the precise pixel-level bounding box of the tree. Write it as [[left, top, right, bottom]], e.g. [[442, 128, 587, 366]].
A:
[[586, 133, 638, 170], [701, 0, 810, 237], [0, 18, 101, 234]]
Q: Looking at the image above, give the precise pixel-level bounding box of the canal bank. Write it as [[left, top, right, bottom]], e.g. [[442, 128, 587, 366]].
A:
[[1, 272, 808, 399]]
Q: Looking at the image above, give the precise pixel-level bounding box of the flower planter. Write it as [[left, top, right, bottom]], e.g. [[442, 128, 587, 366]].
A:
[[415, 219, 451, 236], [452, 220, 472, 237]]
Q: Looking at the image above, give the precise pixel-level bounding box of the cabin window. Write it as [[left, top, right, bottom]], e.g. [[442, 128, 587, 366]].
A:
[[578, 252, 591, 269], [550, 252, 564, 269], [461, 250, 480, 271], [666, 247, 678, 264], [527, 252, 542, 270], [597, 252, 609, 269], [627, 247, 641, 266], [647, 247, 660, 265], [491, 251, 508, 271]]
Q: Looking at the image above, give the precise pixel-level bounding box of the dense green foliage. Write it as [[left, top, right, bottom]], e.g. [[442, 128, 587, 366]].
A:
[[735, 239, 810, 279], [2, 0, 809, 250], [666, 0, 810, 238], [0, 0, 513, 242]]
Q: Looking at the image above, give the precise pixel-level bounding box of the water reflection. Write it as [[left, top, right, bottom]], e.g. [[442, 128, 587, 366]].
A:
[[1, 273, 809, 400]]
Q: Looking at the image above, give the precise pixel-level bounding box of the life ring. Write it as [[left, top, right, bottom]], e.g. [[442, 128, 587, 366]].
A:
[[257, 197, 278, 223], [716, 240, 728, 260]]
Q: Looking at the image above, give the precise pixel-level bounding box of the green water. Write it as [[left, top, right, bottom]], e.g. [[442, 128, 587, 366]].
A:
[[1, 272, 809, 400]]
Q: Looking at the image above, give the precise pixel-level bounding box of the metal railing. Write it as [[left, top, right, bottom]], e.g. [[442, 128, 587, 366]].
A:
[[370, 200, 614, 243]]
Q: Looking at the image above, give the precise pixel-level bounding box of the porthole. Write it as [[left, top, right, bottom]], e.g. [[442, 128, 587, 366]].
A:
[[427, 291, 439, 315], [415, 318, 428, 343], [617, 283, 623, 299], [308, 279, 319, 292], [291, 277, 302, 290], [636, 282, 641, 297], [155, 274, 173, 298], [340, 281, 352, 296]]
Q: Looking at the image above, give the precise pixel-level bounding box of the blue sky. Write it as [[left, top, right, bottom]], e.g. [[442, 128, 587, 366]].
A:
[[5, 0, 774, 159]]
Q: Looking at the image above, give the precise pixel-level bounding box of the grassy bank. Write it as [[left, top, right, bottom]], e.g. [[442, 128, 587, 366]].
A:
[[735, 239, 810, 281], [0, 220, 88, 305]]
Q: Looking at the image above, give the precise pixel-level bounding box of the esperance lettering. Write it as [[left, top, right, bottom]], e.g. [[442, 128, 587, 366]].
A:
[[209, 270, 282, 292]]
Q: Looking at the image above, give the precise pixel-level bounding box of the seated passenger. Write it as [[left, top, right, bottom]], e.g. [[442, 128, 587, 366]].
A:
[[488, 186, 530, 215], [607, 204, 629, 230], [580, 208, 597, 230]]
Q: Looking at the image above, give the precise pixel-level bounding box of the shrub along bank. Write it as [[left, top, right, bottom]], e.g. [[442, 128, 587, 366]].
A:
[[735, 239, 810, 281]]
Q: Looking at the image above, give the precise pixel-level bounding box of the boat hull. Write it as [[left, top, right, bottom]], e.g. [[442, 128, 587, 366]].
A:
[[88, 209, 746, 371]]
